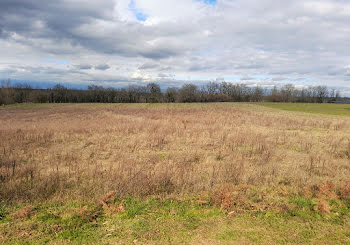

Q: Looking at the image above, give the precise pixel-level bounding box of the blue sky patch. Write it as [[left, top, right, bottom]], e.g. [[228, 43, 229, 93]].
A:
[[45, 58, 69, 65], [135, 12, 147, 22], [203, 0, 217, 5], [129, 0, 148, 21]]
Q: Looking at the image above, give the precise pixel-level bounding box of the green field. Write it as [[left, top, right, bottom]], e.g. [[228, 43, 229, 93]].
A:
[[1, 196, 350, 245], [255, 103, 350, 116]]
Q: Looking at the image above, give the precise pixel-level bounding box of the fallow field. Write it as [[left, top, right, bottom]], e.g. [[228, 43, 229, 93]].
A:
[[0, 103, 350, 244]]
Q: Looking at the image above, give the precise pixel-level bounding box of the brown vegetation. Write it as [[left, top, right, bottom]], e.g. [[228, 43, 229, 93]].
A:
[[0, 103, 350, 203], [12, 205, 32, 220]]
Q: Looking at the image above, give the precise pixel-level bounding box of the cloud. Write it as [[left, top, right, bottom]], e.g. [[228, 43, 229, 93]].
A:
[[158, 73, 174, 78], [45, 58, 69, 65], [76, 64, 92, 70], [138, 62, 159, 70], [271, 77, 287, 82], [240, 76, 255, 81], [95, 64, 110, 70], [0, 0, 350, 94]]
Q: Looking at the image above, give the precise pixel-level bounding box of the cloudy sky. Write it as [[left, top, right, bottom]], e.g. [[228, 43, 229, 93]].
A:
[[0, 0, 350, 92]]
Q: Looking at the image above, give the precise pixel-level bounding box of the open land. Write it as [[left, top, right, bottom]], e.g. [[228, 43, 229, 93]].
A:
[[0, 103, 350, 244]]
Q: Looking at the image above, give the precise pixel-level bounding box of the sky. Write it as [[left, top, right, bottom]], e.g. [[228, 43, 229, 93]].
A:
[[0, 0, 350, 93]]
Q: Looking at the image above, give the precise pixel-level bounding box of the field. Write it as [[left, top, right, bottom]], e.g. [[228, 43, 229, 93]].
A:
[[1, 103, 350, 244], [256, 102, 350, 116]]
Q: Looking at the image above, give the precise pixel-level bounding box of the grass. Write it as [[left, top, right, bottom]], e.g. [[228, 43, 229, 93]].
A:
[[1, 102, 350, 243], [256, 102, 350, 116], [0, 196, 349, 244]]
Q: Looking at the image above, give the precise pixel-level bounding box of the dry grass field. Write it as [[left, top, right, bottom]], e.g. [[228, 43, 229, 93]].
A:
[[1, 103, 350, 244]]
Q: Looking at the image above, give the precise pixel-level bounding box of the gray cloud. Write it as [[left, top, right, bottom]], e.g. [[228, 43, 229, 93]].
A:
[[0, 0, 350, 94], [271, 77, 288, 82], [188, 64, 215, 72], [240, 76, 255, 81], [158, 73, 175, 78], [138, 63, 159, 70], [95, 64, 110, 70], [76, 64, 92, 70]]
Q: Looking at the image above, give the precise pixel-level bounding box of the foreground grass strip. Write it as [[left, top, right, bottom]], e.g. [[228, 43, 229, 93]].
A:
[[0, 197, 349, 244]]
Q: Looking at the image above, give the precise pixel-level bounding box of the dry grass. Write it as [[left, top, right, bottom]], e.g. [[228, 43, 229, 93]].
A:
[[1, 103, 350, 202]]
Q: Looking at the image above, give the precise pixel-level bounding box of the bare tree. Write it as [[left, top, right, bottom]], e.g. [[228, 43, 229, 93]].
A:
[[146, 83, 162, 103], [179, 84, 198, 102], [165, 87, 178, 103]]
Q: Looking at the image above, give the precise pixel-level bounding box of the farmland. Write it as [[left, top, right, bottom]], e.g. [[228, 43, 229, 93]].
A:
[[0, 103, 350, 244], [256, 103, 350, 116]]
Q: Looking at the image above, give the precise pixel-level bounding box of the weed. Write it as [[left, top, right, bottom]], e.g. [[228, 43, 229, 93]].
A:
[[1, 103, 350, 244], [0, 204, 9, 222], [12, 206, 32, 220]]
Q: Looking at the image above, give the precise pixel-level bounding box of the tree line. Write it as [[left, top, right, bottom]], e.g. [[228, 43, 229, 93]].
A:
[[0, 79, 341, 105]]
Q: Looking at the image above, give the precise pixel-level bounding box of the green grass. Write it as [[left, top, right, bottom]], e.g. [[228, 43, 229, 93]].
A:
[[1, 197, 349, 244], [3, 102, 350, 116], [0, 103, 57, 110], [256, 103, 350, 116]]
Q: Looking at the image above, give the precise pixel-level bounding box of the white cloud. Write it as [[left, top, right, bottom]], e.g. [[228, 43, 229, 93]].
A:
[[0, 0, 350, 93]]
